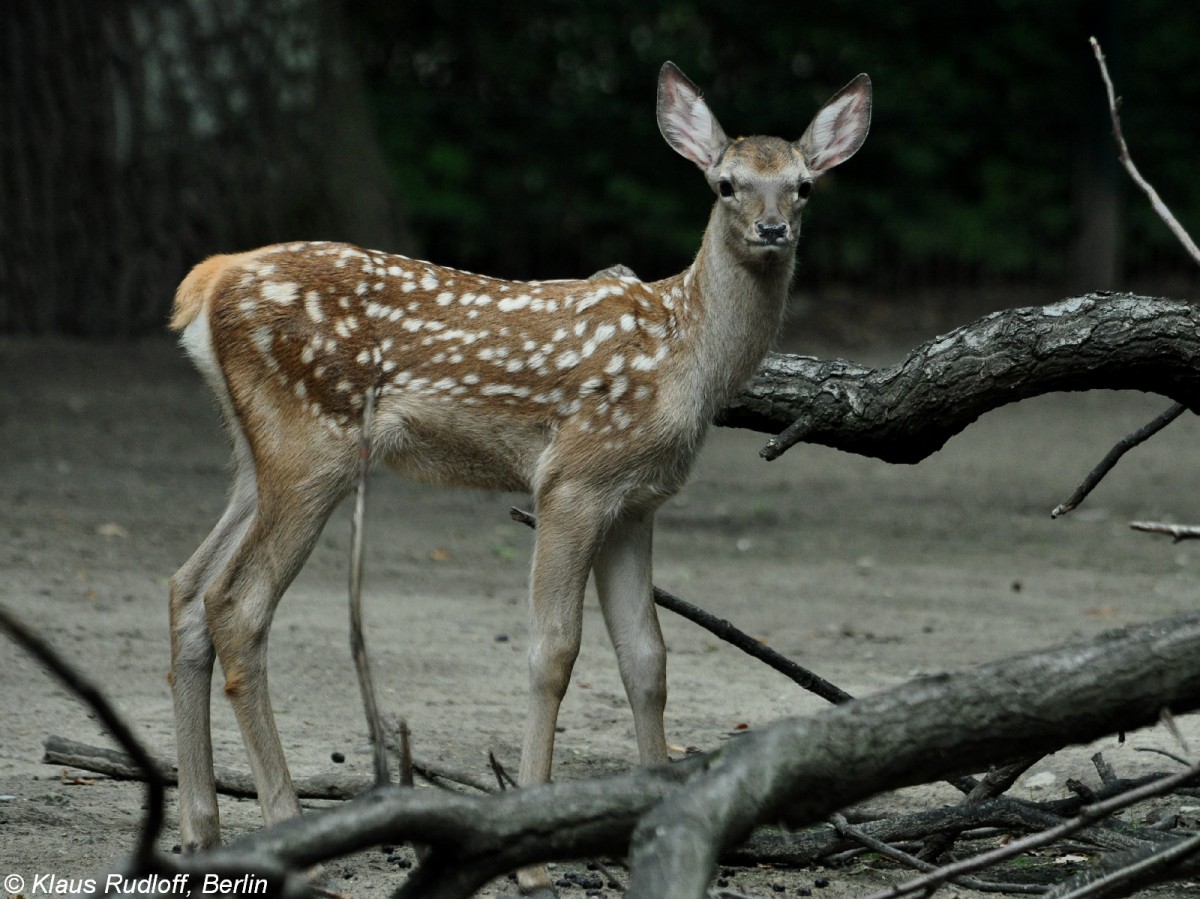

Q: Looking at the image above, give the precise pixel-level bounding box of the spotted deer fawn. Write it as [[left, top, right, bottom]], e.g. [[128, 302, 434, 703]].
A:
[[168, 61, 870, 889]]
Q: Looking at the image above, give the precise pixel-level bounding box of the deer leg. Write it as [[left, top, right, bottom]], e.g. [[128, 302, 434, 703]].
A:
[[594, 512, 668, 766], [169, 463, 257, 850], [516, 483, 611, 894], [203, 471, 348, 828]]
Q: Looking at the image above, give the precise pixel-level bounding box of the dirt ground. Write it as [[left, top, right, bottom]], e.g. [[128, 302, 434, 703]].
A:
[[3, 317, 1200, 898]]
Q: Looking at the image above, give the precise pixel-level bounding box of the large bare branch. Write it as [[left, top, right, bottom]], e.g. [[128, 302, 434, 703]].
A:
[[720, 293, 1200, 462], [624, 611, 1200, 899]]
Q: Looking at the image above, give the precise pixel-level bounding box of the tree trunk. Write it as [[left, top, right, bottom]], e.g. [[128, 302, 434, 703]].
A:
[[0, 0, 412, 336]]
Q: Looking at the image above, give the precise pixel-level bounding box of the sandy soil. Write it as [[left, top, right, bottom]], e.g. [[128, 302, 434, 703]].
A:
[[2, 327, 1199, 898]]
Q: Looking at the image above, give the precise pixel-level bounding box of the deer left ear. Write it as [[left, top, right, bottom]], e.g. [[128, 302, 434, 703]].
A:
[[797, 74, 872, 176], [657, 61, 730, 171]]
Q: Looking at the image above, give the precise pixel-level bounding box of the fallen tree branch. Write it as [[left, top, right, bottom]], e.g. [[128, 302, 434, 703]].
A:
[[719, 294, 1200, 462], [623, 611, 1200, 899], [43, 735, 494, 800]]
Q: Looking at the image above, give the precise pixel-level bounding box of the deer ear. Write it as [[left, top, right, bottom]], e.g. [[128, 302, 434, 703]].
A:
[[657, 62, 729, 171], [797, 74, 872, 175]]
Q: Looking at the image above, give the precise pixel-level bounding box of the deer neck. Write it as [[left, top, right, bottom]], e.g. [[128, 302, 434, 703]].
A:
[[675, 205, 796, 417]]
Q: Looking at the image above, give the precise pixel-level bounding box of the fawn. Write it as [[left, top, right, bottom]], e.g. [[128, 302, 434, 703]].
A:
[[168, 61, 870, 890]]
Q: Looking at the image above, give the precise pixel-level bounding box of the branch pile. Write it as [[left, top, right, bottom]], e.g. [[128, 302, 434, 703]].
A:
[[24, 612, 1200, 898]]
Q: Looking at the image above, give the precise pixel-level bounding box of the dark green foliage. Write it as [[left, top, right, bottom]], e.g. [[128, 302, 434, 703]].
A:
[[348, 0, 1199, 290]]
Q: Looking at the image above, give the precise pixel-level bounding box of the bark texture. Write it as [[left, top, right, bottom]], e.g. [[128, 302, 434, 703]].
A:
[[722, 293, 1200, 462]]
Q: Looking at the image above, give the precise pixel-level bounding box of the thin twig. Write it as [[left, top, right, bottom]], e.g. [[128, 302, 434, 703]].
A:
[[1090, 37, 1200, 267], [1, 607, 165, 865], [1091, 752, 1118, 787], [1134, 746, 1192, 768], [508, 506, 853, 706], [386, 714, 414, 788], [1053, 832, 1200, 899], [830, 814, 1047, 895], [1051, 403, 1186, 518], [1159, 707, 1191, 757], [1129, 521, 1200, 543], [488, 750, 518, 791], [592, 858, 625, 892], [859, 760, 1200, 899], [349, 388, 390, 786]]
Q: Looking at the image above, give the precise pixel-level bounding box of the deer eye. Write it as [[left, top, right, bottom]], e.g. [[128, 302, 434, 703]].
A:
[[718, 179, 734, 198], [797, 180, 813, 200]]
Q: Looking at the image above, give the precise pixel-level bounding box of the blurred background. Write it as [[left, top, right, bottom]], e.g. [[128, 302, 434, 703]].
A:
[[2, 0, 1197, 340]]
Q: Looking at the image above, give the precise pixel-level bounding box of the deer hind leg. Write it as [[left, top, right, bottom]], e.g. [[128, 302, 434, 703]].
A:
[[593, 512, 668, 766], [169, 441, 258, 850], [202, 447, 352, 830]]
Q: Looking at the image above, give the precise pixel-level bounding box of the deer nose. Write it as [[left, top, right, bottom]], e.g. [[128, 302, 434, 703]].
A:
[[755, 222, 789, 244]]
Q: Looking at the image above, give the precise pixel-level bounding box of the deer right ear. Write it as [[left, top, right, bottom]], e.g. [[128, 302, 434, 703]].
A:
[[797, 74, 872, 176], [657, 62, 729, 171]]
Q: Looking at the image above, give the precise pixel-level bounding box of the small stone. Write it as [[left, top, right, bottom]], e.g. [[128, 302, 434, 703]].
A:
[[331, 751, 346, 763]]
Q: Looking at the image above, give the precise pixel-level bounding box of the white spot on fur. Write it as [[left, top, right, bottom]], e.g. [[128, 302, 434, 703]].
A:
[[261, 282, 298, 305], [498, 295, 531, 312], [304, 290, 325, 321], [251, 326, 273, 355], [481, 383, 531, 398]]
